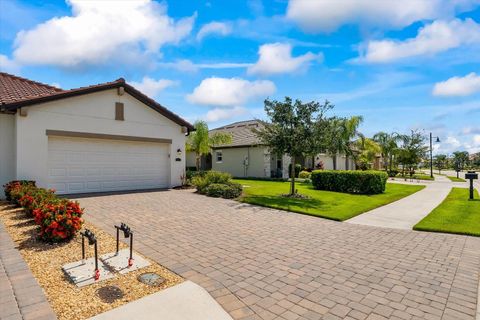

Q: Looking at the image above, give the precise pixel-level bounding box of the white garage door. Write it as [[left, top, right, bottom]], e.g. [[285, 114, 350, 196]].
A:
[[47, 136, 170, 194]]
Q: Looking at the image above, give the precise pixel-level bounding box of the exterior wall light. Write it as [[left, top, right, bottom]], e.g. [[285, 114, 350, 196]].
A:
[[176, 148, 182, 162]]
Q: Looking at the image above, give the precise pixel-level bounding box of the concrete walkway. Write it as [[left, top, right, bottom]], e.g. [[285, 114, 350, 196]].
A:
[[347, 175, 453, 230], [90, 281, 233, 320]]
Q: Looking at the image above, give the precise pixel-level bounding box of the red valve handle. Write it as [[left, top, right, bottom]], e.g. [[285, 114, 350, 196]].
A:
[[128, 258, 134, 267], [94, 269, 100, 280]]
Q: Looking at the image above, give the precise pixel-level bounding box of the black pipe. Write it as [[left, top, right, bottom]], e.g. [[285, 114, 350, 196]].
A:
[[81, 233, 85, 261]]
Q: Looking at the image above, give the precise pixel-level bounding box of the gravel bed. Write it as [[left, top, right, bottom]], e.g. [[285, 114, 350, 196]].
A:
[[0, 202, 183, 320]]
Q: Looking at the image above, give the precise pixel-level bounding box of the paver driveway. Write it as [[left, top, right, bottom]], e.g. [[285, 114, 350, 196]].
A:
[[77, 189, 480, 320]]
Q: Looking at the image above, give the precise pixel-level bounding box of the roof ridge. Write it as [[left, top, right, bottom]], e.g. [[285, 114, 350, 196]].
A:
[[0, 72, 64, 92], [211, 119, 260, 130]]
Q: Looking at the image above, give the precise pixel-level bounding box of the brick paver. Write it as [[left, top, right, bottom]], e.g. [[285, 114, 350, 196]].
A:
[[77, 189, 480, 320], [0, 220, 56, 320]]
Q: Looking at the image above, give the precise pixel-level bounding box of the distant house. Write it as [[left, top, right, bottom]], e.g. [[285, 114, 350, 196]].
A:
[[186, 120, 356, 178]]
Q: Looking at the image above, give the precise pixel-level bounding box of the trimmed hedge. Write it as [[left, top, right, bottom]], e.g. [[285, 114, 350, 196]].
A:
[[311, 170, 388, 194], [205, 183, 243, 199]]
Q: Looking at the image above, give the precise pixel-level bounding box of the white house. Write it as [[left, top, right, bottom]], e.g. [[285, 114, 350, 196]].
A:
[[0, 72, 193, 197]]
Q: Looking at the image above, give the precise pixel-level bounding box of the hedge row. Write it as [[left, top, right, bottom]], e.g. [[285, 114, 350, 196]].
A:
[[3, 181, 84, 242], [311, 170, 388, 194]]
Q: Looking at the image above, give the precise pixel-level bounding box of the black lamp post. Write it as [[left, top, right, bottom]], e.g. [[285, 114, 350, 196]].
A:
[[429, 132, 440, 178]]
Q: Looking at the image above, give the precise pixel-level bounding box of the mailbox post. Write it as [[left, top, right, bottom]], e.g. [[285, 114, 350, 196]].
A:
[[465, 171, 478, 200]]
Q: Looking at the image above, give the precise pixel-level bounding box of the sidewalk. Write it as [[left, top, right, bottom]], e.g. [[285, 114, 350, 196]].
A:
[[0, 220, 56, 320], [347, 176, 452, 230]]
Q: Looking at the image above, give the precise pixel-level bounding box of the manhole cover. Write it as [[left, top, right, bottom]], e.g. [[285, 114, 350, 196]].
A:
[[96, 285, 124, 303], [137, 272, 165, 286]]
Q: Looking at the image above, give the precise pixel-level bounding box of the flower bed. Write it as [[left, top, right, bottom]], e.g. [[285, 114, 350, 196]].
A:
[[3, 180, 84, 242], [0, 202, 182, 320]]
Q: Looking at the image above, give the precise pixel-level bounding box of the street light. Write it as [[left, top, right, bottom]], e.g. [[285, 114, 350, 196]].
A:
[[430, 132, 440, 178]]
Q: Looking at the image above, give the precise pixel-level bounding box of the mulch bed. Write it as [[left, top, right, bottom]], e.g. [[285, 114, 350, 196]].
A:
[[0, 202, 183, 320]]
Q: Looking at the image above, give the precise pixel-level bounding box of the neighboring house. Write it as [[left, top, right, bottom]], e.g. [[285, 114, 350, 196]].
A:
[[187, 120, 355, 178], [0, 72, 193, 197]]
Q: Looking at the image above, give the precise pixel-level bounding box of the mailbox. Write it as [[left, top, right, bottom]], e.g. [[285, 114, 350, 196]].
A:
[[465, 171, 478, 200], [465, 172, 478, 180]]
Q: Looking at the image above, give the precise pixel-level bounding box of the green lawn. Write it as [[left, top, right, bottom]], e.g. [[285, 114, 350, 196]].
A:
[[234, 179, 425, 221], [446, 176, 466, 182], [414, 188, 480, 236]]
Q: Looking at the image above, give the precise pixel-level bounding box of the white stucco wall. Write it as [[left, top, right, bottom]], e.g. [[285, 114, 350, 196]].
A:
[[15, 89, 186, 189], [0, 114, 15, 198]]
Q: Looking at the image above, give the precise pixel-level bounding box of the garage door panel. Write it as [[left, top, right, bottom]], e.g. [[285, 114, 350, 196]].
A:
[[48, 137, 170, 194]]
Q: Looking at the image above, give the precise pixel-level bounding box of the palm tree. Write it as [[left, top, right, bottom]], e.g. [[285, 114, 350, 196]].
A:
[[342, 116, 364, 170], [373, 132, 403, 172], [186, 121, 232, 170], [355, 137, 381, 170], [326, 116, 363, 170]]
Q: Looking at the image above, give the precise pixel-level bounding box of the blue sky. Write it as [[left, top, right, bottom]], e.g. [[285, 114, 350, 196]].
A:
[[1, 0, 479, 154]]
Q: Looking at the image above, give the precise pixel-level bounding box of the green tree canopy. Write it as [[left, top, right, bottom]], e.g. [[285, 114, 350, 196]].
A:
[[256, 97, 333, 195], [186, 120, 232, 170], [396, 130, 428, 175], [325, 116, 364, 170], [433, 154, 447, 174], [373, 131, 402, 172]]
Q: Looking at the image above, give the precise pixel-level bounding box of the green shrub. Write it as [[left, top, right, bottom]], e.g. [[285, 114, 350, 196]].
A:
[[205, 182, 243, 199], [288, 163, 302, 178], [192, 170, 232, 193], [311, 170, 388, 194], [387, 169, 399, 177], [298, 171, 311, 179]]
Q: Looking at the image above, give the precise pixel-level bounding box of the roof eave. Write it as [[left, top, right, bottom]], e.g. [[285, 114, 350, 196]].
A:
[[3, 79, 194, 131]]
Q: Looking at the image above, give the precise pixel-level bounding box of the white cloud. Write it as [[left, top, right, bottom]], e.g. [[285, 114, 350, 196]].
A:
[[0, 54, 19, 73], [129, 77, 177, 98], [50, 82, 61, 89], [187, 77, 276, 107], [360, 19, 480, 63], [286, 0, 478, 32], [203, 106, 248, 122], [12, 0, 195, 67], [462, 126, 480, 135], [433, 72, 480, 97], [158, 59, 252, 72], [196, 21, 231, 41], [248, 43, 321, 76]]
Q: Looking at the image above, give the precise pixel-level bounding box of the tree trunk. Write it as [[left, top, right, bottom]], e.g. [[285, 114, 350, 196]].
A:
[[332, 155, 337, 170], [345, 156, 349, 170], [290, 157, 296, 195], [195, 154, 200, 171]]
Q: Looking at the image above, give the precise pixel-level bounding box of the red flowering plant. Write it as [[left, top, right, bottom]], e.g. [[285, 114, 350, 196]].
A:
[[33, 199, 84, 242], [3, 180, 36, 204], [18, 187, 56, 217]]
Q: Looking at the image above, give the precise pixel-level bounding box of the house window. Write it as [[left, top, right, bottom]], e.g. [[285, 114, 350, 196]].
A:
[[216, 150, 223, 163]]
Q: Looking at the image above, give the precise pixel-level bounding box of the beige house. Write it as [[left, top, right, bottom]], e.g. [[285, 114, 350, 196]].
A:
[[187, 120, 355, 178]]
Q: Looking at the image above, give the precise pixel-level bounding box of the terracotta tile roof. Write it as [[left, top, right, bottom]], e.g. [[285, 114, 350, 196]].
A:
[[0, 72, 64, 105], [210, 120, 264, 148], [0, 73, 193, 130]]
